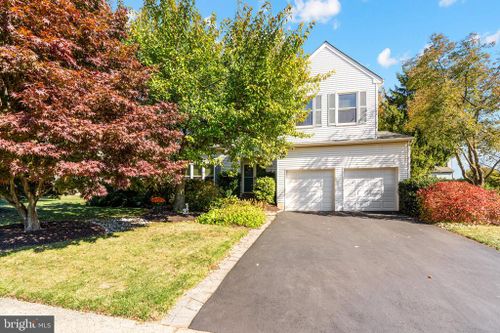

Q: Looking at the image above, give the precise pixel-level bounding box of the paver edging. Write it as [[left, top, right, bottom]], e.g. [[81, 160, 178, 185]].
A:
[[161, 212, 279, 328]]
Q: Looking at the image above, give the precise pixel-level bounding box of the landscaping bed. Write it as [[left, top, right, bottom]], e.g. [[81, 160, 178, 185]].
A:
[[0, 221, 106, 251]]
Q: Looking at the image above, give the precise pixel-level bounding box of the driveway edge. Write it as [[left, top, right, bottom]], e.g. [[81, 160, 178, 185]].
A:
[[161, 212, 278, 328]]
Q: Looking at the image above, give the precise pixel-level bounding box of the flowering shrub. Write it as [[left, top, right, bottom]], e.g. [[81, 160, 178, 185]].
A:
[[150, 196, 166, 205], [417, 181, 500, 225]]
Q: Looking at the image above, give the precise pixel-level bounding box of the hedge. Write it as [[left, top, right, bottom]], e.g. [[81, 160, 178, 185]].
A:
[[418, 181, 500, 225], [398, 177, 439, 217], [253, 177, 276, 204]]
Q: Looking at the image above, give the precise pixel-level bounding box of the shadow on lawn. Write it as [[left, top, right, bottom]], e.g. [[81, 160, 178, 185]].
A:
[[0, 197, 145, 227]]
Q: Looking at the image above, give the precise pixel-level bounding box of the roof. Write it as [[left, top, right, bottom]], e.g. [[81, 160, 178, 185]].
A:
[[310, 41, 384, 83], [293, 131, 413, 148], [377, 131, 413, 140], [432, 166, 454, 174]]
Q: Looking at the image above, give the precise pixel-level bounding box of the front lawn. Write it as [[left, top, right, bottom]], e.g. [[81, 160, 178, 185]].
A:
[[0, 222, 247, 320], [0, 195, 146, 226], [438, 223, 500, 250]]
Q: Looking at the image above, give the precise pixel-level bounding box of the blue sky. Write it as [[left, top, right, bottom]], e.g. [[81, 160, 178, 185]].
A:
[[121, 0, 500, 90]]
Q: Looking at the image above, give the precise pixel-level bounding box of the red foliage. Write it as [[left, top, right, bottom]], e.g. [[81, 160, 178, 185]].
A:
[[150, 196, 166, 205], [417, 181, 500, 225], [0, 0, 184, 201]]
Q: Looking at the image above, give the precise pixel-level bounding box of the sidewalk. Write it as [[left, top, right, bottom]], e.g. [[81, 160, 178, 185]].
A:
[[0, 298, 206, 333]]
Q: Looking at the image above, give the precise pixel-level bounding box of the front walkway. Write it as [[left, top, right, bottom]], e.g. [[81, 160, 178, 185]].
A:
[[190, 212, 500, 333]]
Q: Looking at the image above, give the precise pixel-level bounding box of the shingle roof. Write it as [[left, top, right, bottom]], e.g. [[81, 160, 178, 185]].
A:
[[377, 131, 413, 140], [432, 166, 454, 173]]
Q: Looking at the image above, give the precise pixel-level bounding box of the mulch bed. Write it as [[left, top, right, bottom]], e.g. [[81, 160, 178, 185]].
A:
[[0, 221, 106, 252], [143, 206, 200, 222]]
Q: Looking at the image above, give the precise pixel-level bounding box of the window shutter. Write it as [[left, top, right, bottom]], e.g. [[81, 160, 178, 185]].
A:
[[314, 95, 322, 126], [328, 94, 335, 125], [359, 91, 367, 123]]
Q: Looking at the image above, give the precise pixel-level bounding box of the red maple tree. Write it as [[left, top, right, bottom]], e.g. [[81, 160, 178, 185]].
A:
[[0, 0, 184, 231]]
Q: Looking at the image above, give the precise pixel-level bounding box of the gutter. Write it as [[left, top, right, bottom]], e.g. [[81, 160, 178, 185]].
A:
[[292, 136, 413, 148]]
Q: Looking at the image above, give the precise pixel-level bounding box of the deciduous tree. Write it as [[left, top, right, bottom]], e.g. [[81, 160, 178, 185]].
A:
[[0, 0, 183, 231], [132, 0, 321, 210], [379, 72, 453, 178], [406, 34, 499, 186]]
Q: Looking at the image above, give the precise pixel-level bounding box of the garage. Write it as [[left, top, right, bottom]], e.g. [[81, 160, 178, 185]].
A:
[[343, 168, 398, 211], [284, 169, 334, 211]]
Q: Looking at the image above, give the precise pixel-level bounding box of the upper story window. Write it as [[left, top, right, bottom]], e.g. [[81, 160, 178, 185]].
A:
[[328, 91, 367, 125], [297, 96, 321, 127], [338, 93, 357, 124]]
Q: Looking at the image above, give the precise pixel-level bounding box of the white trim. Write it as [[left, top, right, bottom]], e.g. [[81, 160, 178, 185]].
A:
[[292, 136, 412, 148]]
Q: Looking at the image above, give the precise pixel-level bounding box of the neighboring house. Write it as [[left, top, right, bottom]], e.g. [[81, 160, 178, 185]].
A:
[[221, 41, 413, 211], [431, 165, 455, 179]]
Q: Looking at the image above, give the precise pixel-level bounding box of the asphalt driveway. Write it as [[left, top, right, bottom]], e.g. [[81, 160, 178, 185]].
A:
[[190, 212, 500, 333]]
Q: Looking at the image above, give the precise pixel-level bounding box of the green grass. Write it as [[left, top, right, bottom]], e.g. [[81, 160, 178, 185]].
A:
[[0, 195, 146, 226], [438, 223, 500, 250], [0, 222, 247, 320]]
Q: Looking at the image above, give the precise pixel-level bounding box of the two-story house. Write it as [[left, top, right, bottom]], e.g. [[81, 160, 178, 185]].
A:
[[214, 41, 412, 212]]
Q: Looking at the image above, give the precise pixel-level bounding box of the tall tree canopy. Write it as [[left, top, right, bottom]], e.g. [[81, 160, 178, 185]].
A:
[[132, 0, 321, 209], [0, 0, 183, 230], [379, 72, 453, 178], [406, 34, 499, 186]]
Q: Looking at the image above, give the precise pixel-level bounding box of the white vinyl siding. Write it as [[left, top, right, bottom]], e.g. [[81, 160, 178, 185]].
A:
[[277, 142, 410, 211], [290, 45, 378, 144]]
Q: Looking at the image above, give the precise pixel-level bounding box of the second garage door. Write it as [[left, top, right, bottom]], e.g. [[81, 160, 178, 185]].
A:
[[343, 168, 398, 211], [285, 170, 334, 211]]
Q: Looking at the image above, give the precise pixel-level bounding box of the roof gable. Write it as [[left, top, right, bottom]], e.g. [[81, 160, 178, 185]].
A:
[[310, 41, 383, 84]]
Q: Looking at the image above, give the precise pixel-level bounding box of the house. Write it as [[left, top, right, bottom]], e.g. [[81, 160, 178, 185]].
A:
[[217, 41, 412, 212], [431, 165, 454, 179]]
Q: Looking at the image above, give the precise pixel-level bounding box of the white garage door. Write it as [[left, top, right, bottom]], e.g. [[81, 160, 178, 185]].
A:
[[285, 170, 334, 211], [343, 168, 397, 211]]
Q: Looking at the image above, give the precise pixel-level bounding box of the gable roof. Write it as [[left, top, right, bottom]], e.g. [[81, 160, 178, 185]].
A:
[[310, 41, 383, 84]]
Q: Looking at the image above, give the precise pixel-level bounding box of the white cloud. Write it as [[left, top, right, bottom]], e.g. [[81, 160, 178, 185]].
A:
[[438, 0, 458, 7], [377, 48, 398, 68], [484, 30, 500, 45], [332, 19, 340, 30], [291, 0, 341, 23]]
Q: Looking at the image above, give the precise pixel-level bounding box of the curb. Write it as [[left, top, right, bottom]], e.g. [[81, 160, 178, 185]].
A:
[[161, 212, 278, 329]]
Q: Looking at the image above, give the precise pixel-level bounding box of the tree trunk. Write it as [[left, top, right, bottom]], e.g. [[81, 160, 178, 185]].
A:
[[19, 177, 41, 231], [25, 197, 41, 231], [13, 204, 28, 223], [173, 177, 186, 212]]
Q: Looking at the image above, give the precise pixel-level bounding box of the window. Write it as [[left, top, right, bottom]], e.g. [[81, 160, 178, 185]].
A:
[[338, 93, 357, 123], [204, 165, 214, 181], [297, 96, 321, 127], [192, 165, 202, 178]]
